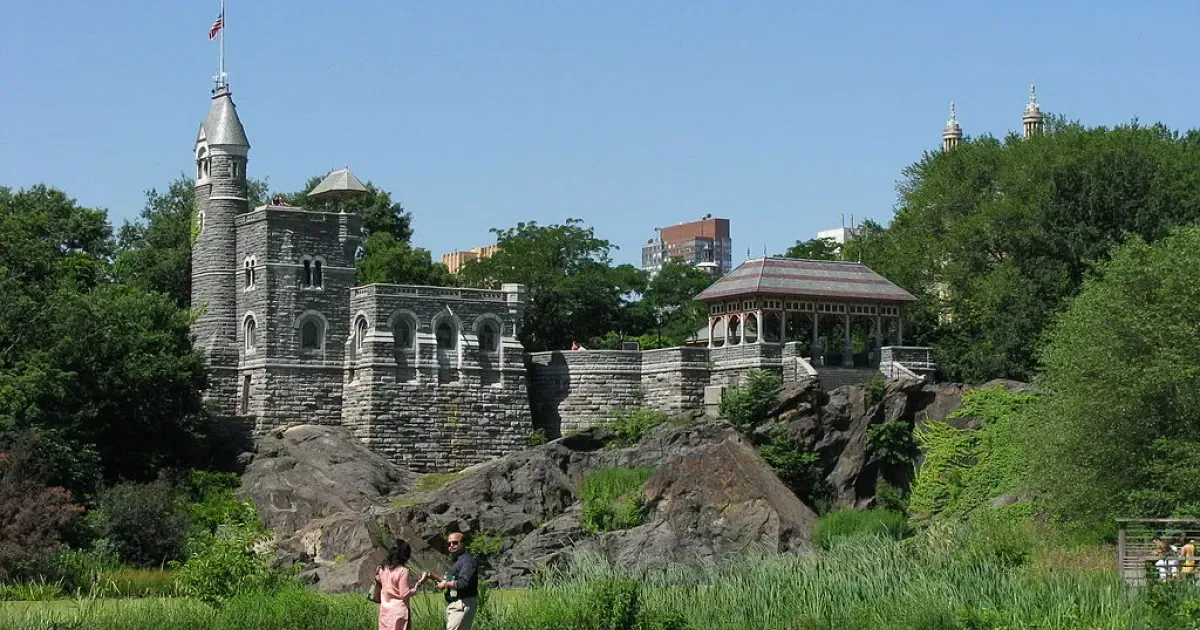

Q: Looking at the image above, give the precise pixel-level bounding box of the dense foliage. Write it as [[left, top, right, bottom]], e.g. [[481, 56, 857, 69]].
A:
[[459, 220, 648, 351], [115, 177, 268, 307], [908, 387, 1035, 520], [0, 186, 209, 493], [1031, 226, 1200, 525], [854, 121, 1200, 381]]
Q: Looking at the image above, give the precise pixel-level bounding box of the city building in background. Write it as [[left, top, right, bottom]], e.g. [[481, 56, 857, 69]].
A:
[[441, 244, 499, 274], [641, 215, 732, 278]]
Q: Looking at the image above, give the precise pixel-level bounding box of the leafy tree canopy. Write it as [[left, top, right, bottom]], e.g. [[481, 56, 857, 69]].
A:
[[458, 219, 646, 351], [115, 176, 268, 307], [1031, 226, 1200, 525], [782, 237, 841, 261], [855, 119, 1200, 382], [282, 174, 413, 243], [1, 186, 209, 494], [637, 259, 714, 347], [356, 232, 453, 286]]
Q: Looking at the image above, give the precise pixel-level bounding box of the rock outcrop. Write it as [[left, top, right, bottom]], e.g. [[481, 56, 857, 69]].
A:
[[246, 416, 816, 592], [240, 425, 419, 535], [241, 378, 1015, 592], [765, 376, 1030, 509]]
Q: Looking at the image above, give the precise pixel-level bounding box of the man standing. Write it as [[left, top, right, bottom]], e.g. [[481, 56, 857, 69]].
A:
[[435, 532, 478, 630]]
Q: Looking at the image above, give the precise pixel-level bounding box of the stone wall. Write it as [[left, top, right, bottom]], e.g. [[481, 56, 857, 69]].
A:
[[526, 342, 810, 436], [234, 206, 361, 433], [640, 347, 711, 413], [708, 343, 783, 387], [524, 351, 643, 436], [341, 284, 531, 472]]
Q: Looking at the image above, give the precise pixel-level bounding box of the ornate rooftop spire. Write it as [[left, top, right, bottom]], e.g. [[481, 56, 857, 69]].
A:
[[942, 101, 963, 151], [1023, 84, 1044, 139]]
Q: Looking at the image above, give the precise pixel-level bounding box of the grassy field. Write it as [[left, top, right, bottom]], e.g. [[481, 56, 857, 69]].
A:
[[3, 528, 1195, 630]]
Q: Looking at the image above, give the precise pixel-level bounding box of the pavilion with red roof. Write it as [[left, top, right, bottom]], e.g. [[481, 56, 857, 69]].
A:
[[695, 257, 917, 367]]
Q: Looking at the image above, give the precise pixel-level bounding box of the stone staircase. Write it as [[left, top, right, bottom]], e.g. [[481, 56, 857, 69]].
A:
[[816, 367, 880, 391]]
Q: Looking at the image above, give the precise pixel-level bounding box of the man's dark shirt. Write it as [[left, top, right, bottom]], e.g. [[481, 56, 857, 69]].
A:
[[445, 551, 478, 602]]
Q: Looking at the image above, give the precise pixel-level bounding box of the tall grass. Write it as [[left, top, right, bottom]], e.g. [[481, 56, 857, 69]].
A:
[[482, 528, 1178, 630], [580, 467, 655, 534], [3, 527, 1191, 629]]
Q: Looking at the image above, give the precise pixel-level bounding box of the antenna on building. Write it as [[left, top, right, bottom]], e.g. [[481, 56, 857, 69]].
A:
[[841, 213, 845, 229]]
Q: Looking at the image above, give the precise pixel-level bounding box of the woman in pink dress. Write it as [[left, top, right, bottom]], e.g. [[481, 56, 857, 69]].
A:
[[376, 539, 430, 630]]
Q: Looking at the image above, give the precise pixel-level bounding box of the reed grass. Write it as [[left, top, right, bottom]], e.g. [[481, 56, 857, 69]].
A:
[[1, 528, 1190, 629]]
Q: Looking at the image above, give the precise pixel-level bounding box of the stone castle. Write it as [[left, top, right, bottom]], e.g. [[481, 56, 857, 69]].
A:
[[191, 85, 933, 473]]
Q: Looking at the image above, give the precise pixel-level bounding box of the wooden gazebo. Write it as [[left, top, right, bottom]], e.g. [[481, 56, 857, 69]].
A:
[[695, 257, 917, 367]]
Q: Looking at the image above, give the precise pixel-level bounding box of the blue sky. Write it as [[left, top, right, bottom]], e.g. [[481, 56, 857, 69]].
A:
[[3, 1, 1198, 267]]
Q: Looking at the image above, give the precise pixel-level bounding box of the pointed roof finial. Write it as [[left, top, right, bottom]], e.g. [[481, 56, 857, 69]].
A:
[[949, 101, 958, 124], [1029, 83, 1038, 106]]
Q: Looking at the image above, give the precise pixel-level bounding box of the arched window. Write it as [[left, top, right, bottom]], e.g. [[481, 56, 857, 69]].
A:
[[313, 259, 323, 288], [392, 315, 415, 351], [197, 210, 205, 235], [435, 319, 457, 350], [196, 147, 208, 180], [244, 315, 257, 353], [476, 317, 500, 353], [302, 259, 312, 287], [243, 256, 256, 290], [301, 320, 321, 350], [296, 311, 327, 353], [354, 316, 368, 350]]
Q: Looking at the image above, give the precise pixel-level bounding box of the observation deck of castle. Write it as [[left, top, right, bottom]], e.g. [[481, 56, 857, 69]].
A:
[[695, 257, 918, 369]]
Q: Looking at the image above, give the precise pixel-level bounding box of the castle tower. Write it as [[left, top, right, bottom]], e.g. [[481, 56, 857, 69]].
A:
[[1023, 84, 1044, 139], [192, 85, 251, 416], [942, 101, 963, 151]]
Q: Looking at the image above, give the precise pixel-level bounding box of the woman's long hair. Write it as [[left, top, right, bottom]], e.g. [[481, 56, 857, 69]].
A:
[[385, 538, 412, 568]]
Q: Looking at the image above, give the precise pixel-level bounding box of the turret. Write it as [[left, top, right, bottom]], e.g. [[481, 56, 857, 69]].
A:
[[1023, 84, 1044, 139], [191, 85, 251, 415], [942, 101, 962, 151]]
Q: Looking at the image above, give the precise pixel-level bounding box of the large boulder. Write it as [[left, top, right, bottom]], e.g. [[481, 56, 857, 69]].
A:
[[271, 418, 819, 591], [584, 433, 816, 571], [240, 425, 418, 534]]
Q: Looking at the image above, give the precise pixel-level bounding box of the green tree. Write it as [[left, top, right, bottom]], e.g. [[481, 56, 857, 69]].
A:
[[1, 186, 209, 491], [640, 259, 713, 346], [458, 219, 645, 351], [865, 121, 1200, 381], [782, 237, 840, 260], [356, 232, 453, 286], [282, 175, 413, 243], [115, 176, 268, 307], [1031, 227, 1200, 525]]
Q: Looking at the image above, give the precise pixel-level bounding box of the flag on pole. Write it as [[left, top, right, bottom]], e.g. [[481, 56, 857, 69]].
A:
[[208, 13, 224, 40]]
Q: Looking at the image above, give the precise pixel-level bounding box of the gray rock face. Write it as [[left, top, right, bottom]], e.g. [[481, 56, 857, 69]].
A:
[[584, 435, 816, 571], [240, 424, 419, 535], [264, 418, 817, 592], [766, 376, 1008, 509]]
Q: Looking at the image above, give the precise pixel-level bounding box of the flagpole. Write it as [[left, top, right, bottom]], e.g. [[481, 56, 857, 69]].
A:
[[219, 0, 226, 88]]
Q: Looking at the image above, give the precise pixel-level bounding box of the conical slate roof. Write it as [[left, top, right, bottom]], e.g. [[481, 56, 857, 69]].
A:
[[197, 87, 250, 149], [308, 168, 368, 199]]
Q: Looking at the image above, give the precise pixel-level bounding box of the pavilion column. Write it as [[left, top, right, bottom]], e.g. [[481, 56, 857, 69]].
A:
[[780, 310, 787, 345], [811, 312, 820, 361], [874, 314, 883, 365], [707, 316, 715, 348], [739, 313, 746, 346], [898, 316, 904, 346], [843, 311, 853, 367], [756, 309, 764, 344]]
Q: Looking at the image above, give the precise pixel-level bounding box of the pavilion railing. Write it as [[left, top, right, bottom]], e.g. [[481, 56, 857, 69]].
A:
[[1117, 518, 1200, 587]]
